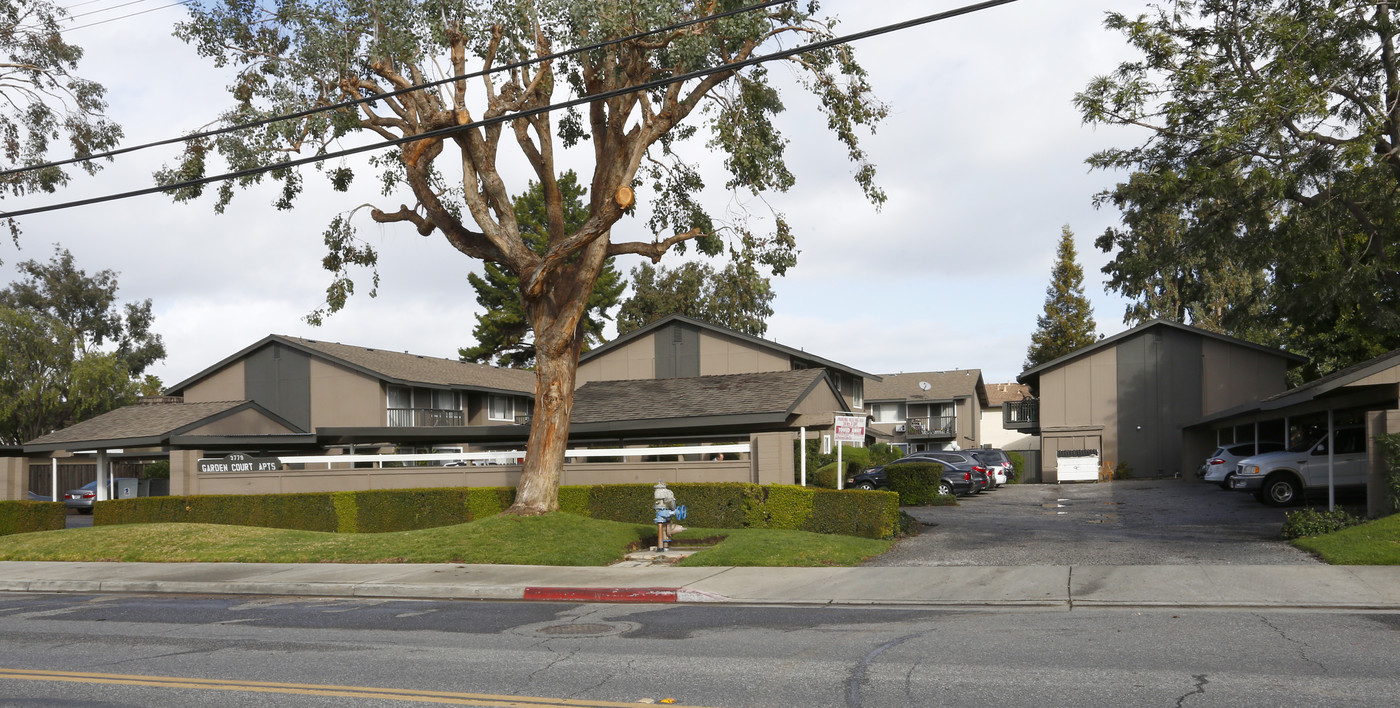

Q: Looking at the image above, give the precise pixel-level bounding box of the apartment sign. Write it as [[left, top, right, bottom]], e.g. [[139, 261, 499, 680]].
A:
[[834, 415, 866, 443], [198, 453, 280, 474]]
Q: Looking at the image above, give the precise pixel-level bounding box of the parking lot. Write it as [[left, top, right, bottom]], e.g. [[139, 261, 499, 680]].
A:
[[869, 478, 1323, 566]]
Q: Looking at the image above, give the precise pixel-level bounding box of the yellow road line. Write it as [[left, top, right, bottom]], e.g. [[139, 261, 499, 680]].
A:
[[0, 668, 707, 707]]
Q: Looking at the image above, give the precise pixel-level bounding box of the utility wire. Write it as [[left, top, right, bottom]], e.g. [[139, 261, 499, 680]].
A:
[[63, 1, 195, 31], [0, 0, 1020, 221], [3, 0, 787, 179], [66, 0, 158, 21]]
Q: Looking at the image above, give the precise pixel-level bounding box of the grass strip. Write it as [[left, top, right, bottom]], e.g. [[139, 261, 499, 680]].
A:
[[1291, 513, 1400, 565], [0, 514, 890, 567]]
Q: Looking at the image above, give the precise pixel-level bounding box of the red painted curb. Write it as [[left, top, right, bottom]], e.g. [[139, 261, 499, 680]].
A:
[[523, 586, 680, 603]]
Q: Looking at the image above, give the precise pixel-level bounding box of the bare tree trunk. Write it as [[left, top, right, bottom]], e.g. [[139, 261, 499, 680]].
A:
[[506, 281, 589, 516]]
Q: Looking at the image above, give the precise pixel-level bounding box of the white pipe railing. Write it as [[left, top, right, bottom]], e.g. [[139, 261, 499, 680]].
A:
[[272, 443, 751, 469]]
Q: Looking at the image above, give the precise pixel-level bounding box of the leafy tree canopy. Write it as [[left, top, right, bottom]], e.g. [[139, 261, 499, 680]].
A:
[[1025, 225, 1098, 369], [0, 1, 122, 235], [1077, 0, 1400, 379], [167, 0, 886, 514], [616, 257, 774, 337], [0, 247, 164, 444], [460, 171, 624, 368]]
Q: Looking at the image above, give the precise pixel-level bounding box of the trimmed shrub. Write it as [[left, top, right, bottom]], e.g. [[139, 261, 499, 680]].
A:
[[1282, 508, 1364, 540], [885, 462, 944, 506], [810, 462, 840, 489], [1007, 451, 1025, 483], [142, 461, 170, 479], [0, 501, 66, 536], [90, 482, 900, 539], [1374, 432, 1400, 514]]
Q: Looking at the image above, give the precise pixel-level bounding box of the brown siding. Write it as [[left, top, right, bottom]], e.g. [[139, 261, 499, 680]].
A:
[[182, 361, 245, 403], [308, 358, 384, 428], [698, 330, 789, 376], [1039, 347, 1116, 475], [1200, 338, 1291, 415], [185, 408, 300, 436], [577, 335, 656, 383]]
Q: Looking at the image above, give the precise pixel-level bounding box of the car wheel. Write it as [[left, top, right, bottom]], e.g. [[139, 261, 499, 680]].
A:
[[1218, 473, 1234, 490], [938, 481, 953, 496], [1263, 475, 1301, 507], [856, 481, 876, 491]]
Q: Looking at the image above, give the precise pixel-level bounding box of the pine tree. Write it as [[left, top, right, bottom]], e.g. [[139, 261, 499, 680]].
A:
[[1025, 225, 1098, 369], [459, 172, 625, 368]]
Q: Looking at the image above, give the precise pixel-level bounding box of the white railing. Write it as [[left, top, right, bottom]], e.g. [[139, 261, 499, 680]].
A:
[[272, 443, 752, 470]]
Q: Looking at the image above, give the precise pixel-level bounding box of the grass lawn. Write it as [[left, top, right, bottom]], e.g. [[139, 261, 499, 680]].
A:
[[0, 513, 891, 567], [1292, 513, 1400, 564]]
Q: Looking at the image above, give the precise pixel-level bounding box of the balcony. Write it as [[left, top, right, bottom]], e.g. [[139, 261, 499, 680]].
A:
[[1003, 399, 1039, 431], [387, 408, 465, 427], [905, 415, 956, 439]]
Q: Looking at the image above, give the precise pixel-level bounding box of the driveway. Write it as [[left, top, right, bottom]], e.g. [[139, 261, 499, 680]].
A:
[[869, 478, 1321, 566]]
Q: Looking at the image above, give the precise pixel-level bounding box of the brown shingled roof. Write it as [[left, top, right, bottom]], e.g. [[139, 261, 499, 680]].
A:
[[985, 382, 1033, 407], [25, 401, 254, 447], [865, 370, 985, 403], [287, 337, 536, 393], [572, 369, 829, 424]]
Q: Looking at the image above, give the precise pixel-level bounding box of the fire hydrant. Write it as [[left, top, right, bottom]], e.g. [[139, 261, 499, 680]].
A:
[[652, 481, 687, 551]]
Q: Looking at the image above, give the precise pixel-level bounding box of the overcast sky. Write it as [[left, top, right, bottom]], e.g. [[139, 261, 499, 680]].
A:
[[2, 0, 1156, 388]]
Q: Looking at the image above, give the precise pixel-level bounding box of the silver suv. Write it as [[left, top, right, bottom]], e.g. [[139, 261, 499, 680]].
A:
[[1229, 426, 1368, 506]]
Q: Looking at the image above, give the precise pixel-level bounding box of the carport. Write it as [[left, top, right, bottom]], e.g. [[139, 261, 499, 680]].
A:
[[1183, 348, 1400, 515]]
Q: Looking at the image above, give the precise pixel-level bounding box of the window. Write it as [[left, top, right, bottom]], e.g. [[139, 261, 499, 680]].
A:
[[852, 379, 863, 409], [431, 389, 460, 411], [872, 402, 905, 423], [387, 385, 411, 409], [488, 395, 514, 421]]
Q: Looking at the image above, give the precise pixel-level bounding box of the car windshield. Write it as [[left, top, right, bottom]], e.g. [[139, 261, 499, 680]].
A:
[[1286, 436, 1321, 454]]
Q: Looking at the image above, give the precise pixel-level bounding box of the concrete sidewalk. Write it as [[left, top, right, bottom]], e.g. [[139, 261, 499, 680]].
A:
[[3, 561, 1400, 609]]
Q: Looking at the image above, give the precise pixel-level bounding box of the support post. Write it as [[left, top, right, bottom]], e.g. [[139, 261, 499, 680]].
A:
[[799, 427, 807, 487], [95, 450, 109, 502], [51, 459, 57, 502]]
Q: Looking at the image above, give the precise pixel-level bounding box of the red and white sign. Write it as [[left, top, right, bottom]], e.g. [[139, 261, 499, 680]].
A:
[[834, 415, 866, 443]]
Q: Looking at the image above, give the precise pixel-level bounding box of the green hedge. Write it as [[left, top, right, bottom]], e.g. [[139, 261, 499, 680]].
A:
[[0, 501, 66, 536], [1374, 433, 1400, 514], [93, 482, 900, 539], [885, 462, 955, 506]]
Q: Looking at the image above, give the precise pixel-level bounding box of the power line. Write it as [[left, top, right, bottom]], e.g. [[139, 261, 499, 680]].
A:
[[63, 1, 194, 32], [3, 0, 788, 179], [0, 0, 1021, 221], [65, 0, 159, 22]]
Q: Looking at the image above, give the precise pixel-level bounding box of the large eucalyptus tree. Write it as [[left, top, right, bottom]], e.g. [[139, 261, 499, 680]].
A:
[[165, 0, 886, 513]]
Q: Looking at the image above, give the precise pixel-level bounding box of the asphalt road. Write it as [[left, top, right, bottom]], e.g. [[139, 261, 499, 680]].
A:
[[2, 593, 1399, 707], [873, 478, 1321, 566]]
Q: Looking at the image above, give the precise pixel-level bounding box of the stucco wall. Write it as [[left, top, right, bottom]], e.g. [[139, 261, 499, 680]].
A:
[[979, 408, 1038, 450], [185, 408, 300, 436], [576, 335, 656, 383], [181, 361, 245, 403]]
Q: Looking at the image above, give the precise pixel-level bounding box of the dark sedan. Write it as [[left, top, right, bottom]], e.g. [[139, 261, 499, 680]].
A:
[[848, 456, 976, 496]]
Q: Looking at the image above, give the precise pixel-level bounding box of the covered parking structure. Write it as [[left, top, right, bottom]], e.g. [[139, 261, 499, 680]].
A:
[[1183, 348, 1400, 515]]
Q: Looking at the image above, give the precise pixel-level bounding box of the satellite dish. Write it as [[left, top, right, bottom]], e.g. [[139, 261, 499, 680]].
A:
[[918, 381, 931, 391]]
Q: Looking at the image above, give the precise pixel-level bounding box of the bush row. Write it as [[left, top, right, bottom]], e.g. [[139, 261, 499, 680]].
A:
[[0, 501, 66, 536], [885, 462, 957, 506], [94, 483, 901, 539]]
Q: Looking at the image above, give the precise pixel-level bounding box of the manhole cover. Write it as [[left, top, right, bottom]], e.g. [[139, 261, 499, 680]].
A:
[[537, 623, 616, 636]]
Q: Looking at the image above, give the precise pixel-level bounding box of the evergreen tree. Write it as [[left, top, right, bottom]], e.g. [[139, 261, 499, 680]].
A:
[[616, 258, 774, 337], [1025, 226, 1098, 369], [459, 172, 624, 368]]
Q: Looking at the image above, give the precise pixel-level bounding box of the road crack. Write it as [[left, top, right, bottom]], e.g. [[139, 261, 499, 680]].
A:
[[844, 630, 932, 708], [1255, 614, 1328, 675], [1174, 673, 1208, 707]]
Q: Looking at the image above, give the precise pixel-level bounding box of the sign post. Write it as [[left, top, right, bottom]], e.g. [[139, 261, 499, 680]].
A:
[[833, 414, 866, 491]]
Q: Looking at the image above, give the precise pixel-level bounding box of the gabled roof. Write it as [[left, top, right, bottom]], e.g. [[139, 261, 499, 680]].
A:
[[985, 382, 1033, 407], [572, 369, 840, 426], [1189, 347, 1400, 427], [1018, 319, 1307, 383], [166, 335, 536, 396], [579, 314, 879, 381], [23, 400, 304, 452], [865, 370, 988, 406]]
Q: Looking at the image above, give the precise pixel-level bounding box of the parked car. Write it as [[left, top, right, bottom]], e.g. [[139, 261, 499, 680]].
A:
[[912, 451, 996, 490], [63, 481, 99, 513], [1200, 441, 1284, 488], [971, 448, 1016, 482], [847, 456, 976, 496], [27, 490, 53, 501], [1229, 427, 1368, 506]]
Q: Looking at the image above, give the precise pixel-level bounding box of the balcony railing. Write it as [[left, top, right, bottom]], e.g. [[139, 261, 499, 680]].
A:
[[1003, 399, 1039, 429], [905, 415, 956, 438], [387, 408, 465, 427]]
